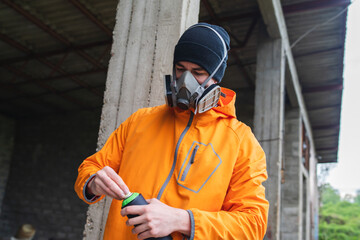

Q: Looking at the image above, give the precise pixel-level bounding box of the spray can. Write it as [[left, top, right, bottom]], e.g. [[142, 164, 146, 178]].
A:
[[122, 192, 172, 240]]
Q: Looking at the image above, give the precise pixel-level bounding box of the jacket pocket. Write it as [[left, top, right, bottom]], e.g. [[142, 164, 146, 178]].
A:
[[180, 145, 199, 181], [176, 141, 222, 193]]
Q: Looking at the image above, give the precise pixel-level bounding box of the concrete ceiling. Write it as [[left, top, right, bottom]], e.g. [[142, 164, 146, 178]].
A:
[[0, 0, 348, 163], [0, 0, 115, 117]]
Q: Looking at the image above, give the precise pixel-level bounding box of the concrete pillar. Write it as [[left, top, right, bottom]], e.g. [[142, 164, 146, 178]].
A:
[[83, 1, 200, 239], [303, 175, 310, 240], [281, 109, 302, 240], [0, 115, 15, 215], [254, 23, 285, 240], [309, 144, 318, 240]]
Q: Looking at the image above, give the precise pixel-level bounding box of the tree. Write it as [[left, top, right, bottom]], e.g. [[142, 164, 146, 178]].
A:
[[319, 184, 360, 240], [354, 190, 360, 205], [319, 183, 341, 205]]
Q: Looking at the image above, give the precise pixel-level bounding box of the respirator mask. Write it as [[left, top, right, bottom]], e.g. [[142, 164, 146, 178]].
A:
[[164, 24, 228, 114]]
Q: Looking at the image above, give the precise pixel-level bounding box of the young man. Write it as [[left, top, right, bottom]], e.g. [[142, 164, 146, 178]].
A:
[[75, 23, 269, 240]]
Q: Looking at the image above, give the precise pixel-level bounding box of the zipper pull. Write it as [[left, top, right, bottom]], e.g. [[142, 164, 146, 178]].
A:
[[190, 145, 199, 164]]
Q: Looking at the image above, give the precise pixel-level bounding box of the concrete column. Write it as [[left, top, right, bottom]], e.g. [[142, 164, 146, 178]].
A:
[[309, 144, 318, 240], [281, 109, 302, 240], [303, 175, 310, 240], [254, 23, 285, 240], [83, 1, 200, 239], [0, 115, 15, 215]]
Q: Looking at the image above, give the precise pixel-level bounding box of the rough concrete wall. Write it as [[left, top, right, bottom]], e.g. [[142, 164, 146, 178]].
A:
[[0, 110, 101, 240], [281, 109, 302, 240], [0, 115, 15, 216]]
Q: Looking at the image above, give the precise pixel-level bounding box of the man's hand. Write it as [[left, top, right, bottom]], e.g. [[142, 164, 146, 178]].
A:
[[120, 198, 190, 239], [87, 166, 130, 200]]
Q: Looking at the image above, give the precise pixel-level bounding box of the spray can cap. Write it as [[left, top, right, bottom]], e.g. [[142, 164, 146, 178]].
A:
[[122, 192, 139, 208], [124, 192, 133, 199]]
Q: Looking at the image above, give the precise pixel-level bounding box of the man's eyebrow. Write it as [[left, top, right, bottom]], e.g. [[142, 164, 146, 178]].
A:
[[175, 63, 205, 71]]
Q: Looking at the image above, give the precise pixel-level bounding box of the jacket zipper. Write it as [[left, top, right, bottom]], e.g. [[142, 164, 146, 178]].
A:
[[180, 145, 199, 181], [157, 111, 194, 200]]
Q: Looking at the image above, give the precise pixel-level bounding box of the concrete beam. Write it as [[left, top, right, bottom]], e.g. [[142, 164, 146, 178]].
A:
[[83, 0, 200, 239], [285, 64, 299, 108], [257, 0, 283, 38], [302, 83, 343, 93]]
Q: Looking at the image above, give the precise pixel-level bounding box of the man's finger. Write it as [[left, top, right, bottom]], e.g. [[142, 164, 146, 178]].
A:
[[131, 222, 149, 235], [137, 229, 159, 240], [104, 177, 125, 198], [146, 198, 159, 204], [96, 171, 125, 199], [96, 178, 124, 200], [121, 205, 146, 217], [126, 214, 148, 228], [97, 182, 119, 199], [103, 166, 130, 195]]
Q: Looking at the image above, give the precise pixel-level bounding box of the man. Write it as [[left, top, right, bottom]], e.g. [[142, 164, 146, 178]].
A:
[[75, 23, 269, 240]]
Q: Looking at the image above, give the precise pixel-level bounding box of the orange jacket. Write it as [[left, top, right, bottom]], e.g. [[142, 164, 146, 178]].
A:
[[75, 88, 268, 239]]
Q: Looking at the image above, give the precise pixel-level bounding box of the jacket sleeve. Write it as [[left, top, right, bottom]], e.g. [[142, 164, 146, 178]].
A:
[[188, 126, 269, 239], [74, 115, 132, 204]]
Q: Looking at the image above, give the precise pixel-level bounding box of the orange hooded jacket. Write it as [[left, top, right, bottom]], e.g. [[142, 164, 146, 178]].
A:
[[75, 88, 269, 239]]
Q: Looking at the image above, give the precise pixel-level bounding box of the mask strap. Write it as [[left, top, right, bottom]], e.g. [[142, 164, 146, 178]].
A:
[[172, 68, 177, 90]]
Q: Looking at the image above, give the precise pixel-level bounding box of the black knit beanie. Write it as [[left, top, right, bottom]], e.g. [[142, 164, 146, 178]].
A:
[[173, 23, 230, 83]]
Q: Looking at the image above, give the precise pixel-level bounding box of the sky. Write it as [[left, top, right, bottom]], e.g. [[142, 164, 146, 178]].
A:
[[324, 0, 360, 197]]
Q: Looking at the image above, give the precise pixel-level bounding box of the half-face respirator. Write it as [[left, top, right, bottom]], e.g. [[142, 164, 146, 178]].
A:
[[164, 24, 228, 114]]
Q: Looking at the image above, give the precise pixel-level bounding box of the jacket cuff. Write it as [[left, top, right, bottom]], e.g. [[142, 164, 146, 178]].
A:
[[83, 174, 101, 203], [186, 210, 195, 240]]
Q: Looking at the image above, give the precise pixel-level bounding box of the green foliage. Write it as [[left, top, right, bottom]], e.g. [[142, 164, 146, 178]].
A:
[[319, 183, 341, 204], [354, 194, 360, 205], [319, 184, 360, 240]]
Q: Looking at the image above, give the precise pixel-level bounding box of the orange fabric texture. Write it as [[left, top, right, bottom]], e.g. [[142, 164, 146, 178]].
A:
[[74, 88, 269, 239]]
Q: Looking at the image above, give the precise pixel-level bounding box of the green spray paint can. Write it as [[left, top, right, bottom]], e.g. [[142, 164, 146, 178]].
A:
[[122, 192, 172, 240]]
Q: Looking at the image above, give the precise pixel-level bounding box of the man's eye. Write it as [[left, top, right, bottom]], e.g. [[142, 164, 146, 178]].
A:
[[193, 71, 205, 76]]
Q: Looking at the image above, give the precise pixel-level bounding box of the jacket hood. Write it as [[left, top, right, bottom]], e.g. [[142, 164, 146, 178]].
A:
[[213, 87, 237, 118]]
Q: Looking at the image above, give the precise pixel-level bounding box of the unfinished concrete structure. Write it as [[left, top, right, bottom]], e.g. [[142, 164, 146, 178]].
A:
[[0, 0, 348, 239]]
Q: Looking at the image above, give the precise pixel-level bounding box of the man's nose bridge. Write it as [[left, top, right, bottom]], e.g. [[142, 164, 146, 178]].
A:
[[179, 71, 199, 91]]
